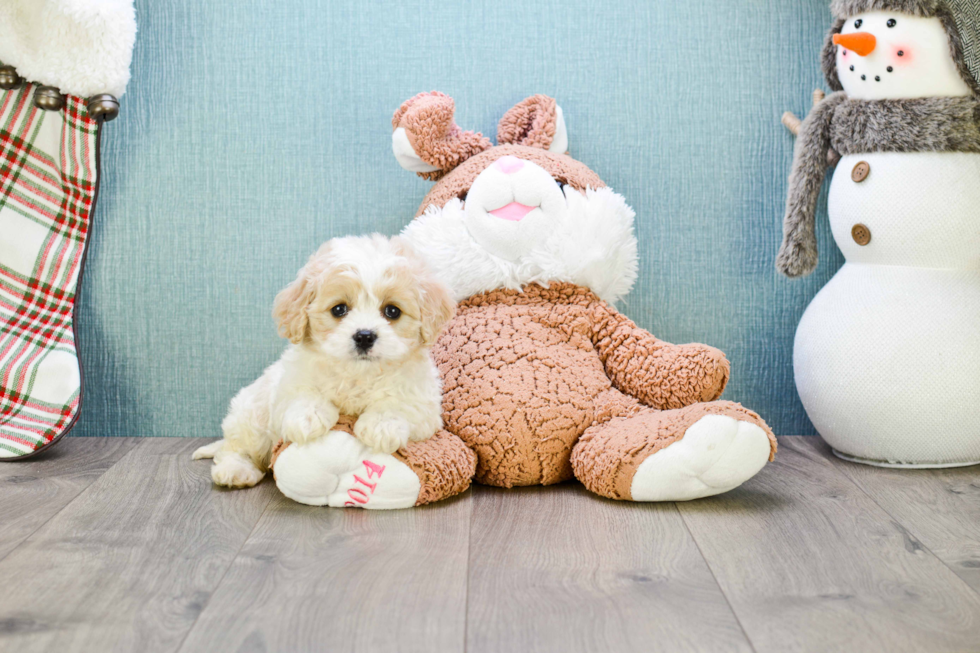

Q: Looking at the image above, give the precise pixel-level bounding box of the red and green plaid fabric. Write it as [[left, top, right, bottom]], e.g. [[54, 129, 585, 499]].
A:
[[0, 85, 100, 459]]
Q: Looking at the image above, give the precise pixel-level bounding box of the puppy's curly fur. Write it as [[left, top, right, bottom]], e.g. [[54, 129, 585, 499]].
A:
[[193, 234, 455, 488]]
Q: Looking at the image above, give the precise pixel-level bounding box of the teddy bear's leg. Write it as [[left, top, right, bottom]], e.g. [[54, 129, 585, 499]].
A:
[[571, 401, 776, 502], [272, 429, 476, 509]]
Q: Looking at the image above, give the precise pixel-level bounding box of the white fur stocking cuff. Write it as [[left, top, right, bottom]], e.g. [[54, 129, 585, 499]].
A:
[[0, 0, 137, 98]]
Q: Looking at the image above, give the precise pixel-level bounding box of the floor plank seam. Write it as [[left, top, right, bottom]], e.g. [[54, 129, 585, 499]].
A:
[[173, 481, 277, 653], [803, 439, 980, 603], [0, 439, 145, 567], [463, 486, 477, 653], [675, 502, 759, 653]]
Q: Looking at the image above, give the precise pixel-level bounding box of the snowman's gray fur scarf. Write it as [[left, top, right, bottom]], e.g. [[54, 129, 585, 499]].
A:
[[776, 93, 980, 277], [776, 92, 848, 278], [833, 96, 980, 153]]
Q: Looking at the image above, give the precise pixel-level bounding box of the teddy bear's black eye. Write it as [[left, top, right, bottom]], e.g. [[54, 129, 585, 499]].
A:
[[331, 304, 348, 318], [383, 304, 401, 320], [887, 18, 897, 27], [854, 19, 863, 28]]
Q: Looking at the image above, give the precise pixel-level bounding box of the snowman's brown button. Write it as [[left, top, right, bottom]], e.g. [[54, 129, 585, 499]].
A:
[[852, 161, 871, 183], [852, 223, 871, 246]]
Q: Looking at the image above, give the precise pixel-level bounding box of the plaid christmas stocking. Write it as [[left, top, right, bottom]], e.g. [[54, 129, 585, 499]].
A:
[[0, 86, 101, 458], [0, 0, 135, 460]]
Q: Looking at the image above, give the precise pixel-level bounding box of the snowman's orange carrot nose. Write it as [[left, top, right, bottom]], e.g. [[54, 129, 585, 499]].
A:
[[833, 32, 877, 56]]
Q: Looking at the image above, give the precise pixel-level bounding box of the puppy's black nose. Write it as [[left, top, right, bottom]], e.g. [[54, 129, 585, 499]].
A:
[[353, 330, 378, 352]]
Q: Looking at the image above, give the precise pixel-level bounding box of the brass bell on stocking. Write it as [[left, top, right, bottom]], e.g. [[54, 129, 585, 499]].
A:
[[34, 86, 65, 111], [0, 65, 23, 90], [87, 94, 120, 122]]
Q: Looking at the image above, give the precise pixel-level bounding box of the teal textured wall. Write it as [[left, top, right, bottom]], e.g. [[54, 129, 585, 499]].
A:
[[75, 0, 843, 437]]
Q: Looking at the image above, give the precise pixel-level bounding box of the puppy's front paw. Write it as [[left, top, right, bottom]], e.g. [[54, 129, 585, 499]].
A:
[[354, 413, 411, 454], [211, 451, 265, 488], [282, 401, 339, 445]]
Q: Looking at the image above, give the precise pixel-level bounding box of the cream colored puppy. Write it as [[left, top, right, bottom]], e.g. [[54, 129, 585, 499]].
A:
[[193, 234, 455, 488]]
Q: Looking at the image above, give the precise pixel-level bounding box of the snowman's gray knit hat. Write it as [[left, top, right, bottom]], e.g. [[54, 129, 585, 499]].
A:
[[822, 0, 980, 95]]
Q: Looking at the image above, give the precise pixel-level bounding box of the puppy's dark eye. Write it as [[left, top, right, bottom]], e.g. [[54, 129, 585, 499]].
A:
[[887, 18, 896, 28], [331, 304, 348, 318], [383, 305, 401, 320], [854, 19, 863, 28]]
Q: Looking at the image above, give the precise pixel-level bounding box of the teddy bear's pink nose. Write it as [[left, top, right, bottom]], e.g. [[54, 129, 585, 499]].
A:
[[494, 155, 525, 175]]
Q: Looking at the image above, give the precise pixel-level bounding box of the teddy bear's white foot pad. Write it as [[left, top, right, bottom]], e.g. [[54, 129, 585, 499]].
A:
[[274, 430, 420, 509], [630, 415, 770, 502]]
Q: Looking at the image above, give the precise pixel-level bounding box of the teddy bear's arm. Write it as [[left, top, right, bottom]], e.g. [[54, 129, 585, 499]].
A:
[[588, 302, 731, 410]]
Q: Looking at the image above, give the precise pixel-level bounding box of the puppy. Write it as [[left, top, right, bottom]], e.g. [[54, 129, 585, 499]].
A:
[[193, 234, 456, 488]]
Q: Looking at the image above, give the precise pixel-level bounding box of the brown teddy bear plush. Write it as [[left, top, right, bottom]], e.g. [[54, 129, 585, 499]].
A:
[[396, 92, 776, 501], [271, 93, 776, 509]]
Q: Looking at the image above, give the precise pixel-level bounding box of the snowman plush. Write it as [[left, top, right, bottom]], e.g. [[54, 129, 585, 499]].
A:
[[778, 0, 980, 466]]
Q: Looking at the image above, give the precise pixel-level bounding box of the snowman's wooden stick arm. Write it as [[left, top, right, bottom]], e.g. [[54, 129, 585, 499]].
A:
[[781, 88, 824, 136], [782, 90, 839, 165], [776, 90, 848, 278], [781, 111, 804, 136]]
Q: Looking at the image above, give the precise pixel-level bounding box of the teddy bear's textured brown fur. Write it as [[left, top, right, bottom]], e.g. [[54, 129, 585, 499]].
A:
[[434, 282, 773, 498]]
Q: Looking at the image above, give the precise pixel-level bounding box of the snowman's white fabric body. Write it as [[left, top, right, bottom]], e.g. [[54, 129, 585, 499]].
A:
[[779, 1, 980, 466], [798, 151, 980, 466]]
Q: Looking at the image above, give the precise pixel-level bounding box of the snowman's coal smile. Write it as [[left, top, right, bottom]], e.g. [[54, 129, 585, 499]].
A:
[[846, 55, 898, 83], [844, 50, 905, 82]]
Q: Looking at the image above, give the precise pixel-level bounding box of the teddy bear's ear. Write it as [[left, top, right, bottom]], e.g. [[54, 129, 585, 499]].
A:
[[497, 94, 568, 154], [391, 91, 493, 181]]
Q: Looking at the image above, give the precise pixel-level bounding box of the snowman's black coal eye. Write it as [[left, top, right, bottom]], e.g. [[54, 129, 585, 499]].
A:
[[854, 19, 863, 28], [887, 18, 897, 28]]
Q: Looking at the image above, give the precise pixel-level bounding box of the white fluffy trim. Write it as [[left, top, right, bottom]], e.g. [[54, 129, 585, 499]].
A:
[[0, 0, 137, 98], [402, 186, 639, 305]]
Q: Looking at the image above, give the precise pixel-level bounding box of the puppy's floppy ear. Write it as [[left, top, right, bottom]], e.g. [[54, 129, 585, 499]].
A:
[[272, 246, 326, 344], [391, 91, 493, 181], [497, 94, 569, 154], [418, 272, 456, 347], [391, 237, 456, 347]]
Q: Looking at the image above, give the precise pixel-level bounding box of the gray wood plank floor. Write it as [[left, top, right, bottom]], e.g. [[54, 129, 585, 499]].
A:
[[466, 485, 752, 653], [0, 437, 139, 563], [0, 436, 978, 653]]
